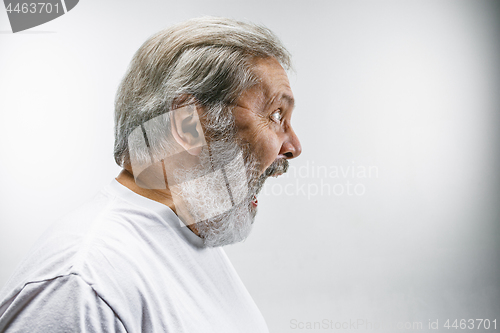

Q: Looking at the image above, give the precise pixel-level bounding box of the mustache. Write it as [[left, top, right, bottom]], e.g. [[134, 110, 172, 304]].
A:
[[250, 158, 289, 196], [262, 158, 289, 178]]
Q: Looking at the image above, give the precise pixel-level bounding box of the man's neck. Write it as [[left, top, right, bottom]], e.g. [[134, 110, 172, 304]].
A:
[[115, 169, 200, 236], [115, 168, 177, 212]]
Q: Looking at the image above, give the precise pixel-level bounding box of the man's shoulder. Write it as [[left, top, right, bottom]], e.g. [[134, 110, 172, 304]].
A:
[[0, 185, 184, 325], [0, 273, 128, 333], [0, 186, 170, 299]]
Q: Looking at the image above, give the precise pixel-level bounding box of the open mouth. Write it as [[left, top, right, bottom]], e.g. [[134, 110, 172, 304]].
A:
[[251, 194, 258, 207]]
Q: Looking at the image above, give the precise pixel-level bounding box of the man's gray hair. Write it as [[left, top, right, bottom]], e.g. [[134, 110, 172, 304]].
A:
[[114, 17, 292, 167]]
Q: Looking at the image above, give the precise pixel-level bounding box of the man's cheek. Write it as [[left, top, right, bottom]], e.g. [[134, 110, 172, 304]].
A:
[[261, 136, 281, 162]]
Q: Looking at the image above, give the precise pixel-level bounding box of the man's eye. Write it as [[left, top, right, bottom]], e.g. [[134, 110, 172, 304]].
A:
[[270, 109, 282, 123]]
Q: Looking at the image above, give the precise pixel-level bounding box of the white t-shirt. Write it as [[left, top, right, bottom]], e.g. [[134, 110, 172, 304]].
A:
[[0, 180, 269, 333]]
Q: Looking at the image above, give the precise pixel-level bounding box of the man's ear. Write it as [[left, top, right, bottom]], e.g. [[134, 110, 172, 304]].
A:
[[170, 104, 207, 156]]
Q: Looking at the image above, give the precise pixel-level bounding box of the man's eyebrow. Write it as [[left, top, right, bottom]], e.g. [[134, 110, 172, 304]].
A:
[[281, 93, 295, 109], [268, 93, 295, 110]]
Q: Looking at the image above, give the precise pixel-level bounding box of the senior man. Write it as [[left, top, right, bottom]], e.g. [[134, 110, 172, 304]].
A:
[[0, 17, 301, 332]]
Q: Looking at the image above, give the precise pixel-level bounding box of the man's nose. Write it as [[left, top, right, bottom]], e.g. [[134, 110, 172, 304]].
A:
[[279, 127, 302, 159]]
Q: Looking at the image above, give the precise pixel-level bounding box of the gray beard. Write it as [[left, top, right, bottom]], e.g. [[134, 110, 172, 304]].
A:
[[173, 137, 288, 247]]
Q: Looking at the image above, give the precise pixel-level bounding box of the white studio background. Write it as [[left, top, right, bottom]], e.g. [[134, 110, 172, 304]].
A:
[[1, 1, 499, 332]]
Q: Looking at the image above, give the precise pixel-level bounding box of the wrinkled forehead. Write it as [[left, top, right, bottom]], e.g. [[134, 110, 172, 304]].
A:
[[239, 57, 295, 109]]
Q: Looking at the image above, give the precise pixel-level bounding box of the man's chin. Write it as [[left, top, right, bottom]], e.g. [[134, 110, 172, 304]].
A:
[[193, 201, 256, 247]]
